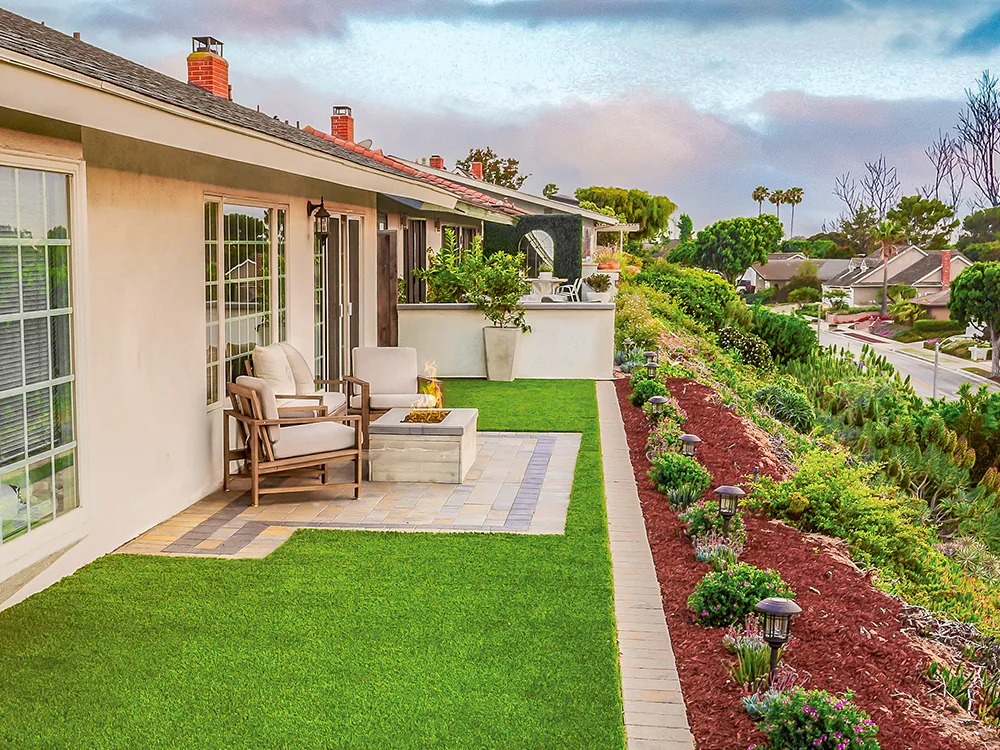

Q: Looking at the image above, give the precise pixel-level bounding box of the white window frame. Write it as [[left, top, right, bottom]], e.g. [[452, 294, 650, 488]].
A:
[[0, 149, 92, 573], [204, 194, 288, 410]]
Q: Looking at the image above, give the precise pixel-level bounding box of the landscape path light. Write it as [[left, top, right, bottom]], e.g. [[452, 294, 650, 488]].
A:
[[755, 597, 803, 685], [644, 351, 659, 379], [679, 434, 701, 457], [647, 395, 668, 418], [622, 337, 633, 351], [713, 485, 745, 537]]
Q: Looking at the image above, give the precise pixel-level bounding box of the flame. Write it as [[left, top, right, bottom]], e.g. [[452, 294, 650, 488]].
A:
[[413, 359, 443, 409]]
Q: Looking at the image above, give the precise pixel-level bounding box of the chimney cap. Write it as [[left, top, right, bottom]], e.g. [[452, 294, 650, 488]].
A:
[[333, 105, 353, 116], [192, 36, 224, 56]]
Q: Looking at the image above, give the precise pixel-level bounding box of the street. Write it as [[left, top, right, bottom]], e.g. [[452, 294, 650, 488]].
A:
[[820, 326, 1000, 401]]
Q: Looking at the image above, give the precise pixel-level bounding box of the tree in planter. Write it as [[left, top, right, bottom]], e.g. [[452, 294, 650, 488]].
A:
[[872, 219, 904, 316], [467, 251, 532, 381], [416, 228, 484, 303], [950, 262, 1000, 378]]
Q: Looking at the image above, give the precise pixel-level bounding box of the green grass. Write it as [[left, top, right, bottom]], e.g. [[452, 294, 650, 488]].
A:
[[0, 380, 624, 750]]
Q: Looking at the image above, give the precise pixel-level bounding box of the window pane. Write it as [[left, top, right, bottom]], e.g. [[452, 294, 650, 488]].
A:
[[0, 248, 18, 315], [26, 387, 52, 457], [0, 394, 25, 466], [0, 321, 23, 391], [0, 167, 15, 236], [44, 172, 69, 240], [28, 456, 54, 528], [15, 169, 44, 241], [23, 317, 51, 385], [54, 449, 77, 515], [49, 246, 70, 309], [52, 382, 73, 448], [21, 246, 47, 311], [51, 314, 71, 379], [0, 467, 28, 543]]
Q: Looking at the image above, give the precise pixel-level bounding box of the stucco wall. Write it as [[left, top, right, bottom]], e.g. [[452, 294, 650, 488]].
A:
[[398, 303, 614, 379], [2, 130, 378, 607]]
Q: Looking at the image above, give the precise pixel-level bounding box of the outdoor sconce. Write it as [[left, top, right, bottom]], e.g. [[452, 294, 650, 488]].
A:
[[714, 485, 745, 536], [307, 197, 331, 236], [679, 434, 702, 457], [755, 597, 803, 684], [644, 351, 659, 379], [647, 395, 667, 417]]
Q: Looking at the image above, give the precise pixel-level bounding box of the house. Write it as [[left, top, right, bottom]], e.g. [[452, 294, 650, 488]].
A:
[[0, 11, 510, 606], [912, 288, 953, 321], [823, 246, 970, 307], [742, 255, 850, 300]]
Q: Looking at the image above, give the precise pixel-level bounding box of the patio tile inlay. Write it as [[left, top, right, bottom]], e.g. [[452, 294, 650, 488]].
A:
[[117, 432, 579, 559]]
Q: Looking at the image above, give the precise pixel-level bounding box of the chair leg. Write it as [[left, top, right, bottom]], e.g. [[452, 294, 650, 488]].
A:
[[250, 424, 260, 507], [222, 412, 231, 492], [354, 453, 362, 498]]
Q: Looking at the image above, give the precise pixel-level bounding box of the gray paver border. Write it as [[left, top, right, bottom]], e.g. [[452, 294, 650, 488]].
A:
[[597, 380, 695, 750]]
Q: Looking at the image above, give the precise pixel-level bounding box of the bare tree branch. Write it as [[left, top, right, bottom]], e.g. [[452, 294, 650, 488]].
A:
[[956, 70, 1000, 208], [834, 172, 861, 217], [922, 130, 965, 211], [862, 154, 901, 220]]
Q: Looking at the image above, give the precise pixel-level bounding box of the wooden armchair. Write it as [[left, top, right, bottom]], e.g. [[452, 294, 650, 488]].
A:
[[246, 343, 348, 417], [348, 347, 442, 444], [225, 377, 362, 507]]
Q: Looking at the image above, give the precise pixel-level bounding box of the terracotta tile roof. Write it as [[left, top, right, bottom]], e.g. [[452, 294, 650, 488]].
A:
[[303, 127, 527, 216]]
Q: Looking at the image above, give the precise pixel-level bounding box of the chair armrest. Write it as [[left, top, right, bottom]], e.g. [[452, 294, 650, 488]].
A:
[[278, 405, 329, 417], [343, 375, 370, 399], [259, 414, 361, 427], [275, 394, 324, 401], [417, 376, 442, 386]]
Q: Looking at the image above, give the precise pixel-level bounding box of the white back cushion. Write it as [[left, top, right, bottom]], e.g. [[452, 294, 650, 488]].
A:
[[279, 342, 316, 394], [252, 344, 296, 395], [353, 347, 418, 395], [235, 376, 280, 443]]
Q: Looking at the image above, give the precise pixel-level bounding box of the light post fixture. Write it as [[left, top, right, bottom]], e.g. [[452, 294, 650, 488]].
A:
[[679, 434, 701, 457], [647, 395, 668, 418], [755, 597, 803, 685], [714, 485, 745, 537], [644, 351, 659, 379], [622, 337, 634, 351]]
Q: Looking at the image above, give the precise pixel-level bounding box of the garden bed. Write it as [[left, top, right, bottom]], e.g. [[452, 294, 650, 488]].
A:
[[615, 376, 997, 750]]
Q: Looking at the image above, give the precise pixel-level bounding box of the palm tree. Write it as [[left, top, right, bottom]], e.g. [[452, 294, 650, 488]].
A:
[[785, 187, 804, 237], [872, 219, 903, 316], [752, 186, 770, 216], [769, 189, 785, 226]]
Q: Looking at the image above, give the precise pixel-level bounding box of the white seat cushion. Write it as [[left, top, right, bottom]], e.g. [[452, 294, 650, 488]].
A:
[[278, 391, 348, 414], [350, 392, 437, 410], [235, 376, 281, 443], [279, 342, 316, 394], [252, 344, 296, 396], [353, 347, 418, 395], [272, 421, 357, 460]]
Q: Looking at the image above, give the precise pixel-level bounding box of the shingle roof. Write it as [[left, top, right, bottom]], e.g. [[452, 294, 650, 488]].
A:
[[0, 6, 523, 217], [885, 252, 947, 286], [825, 245, 915, 287]]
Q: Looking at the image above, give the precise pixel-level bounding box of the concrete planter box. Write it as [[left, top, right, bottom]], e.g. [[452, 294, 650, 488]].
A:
[[483, 326, 520, 381]]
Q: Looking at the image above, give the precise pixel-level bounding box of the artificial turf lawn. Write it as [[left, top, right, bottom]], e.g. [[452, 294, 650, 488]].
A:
[[0, 379, 626, 750]]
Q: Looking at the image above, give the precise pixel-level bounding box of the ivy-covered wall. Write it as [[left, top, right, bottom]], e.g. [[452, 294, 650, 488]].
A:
[[483, 214, 584, 281]]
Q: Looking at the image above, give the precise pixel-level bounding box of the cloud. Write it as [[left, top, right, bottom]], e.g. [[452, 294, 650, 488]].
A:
[[949, 10, 1000, 54]]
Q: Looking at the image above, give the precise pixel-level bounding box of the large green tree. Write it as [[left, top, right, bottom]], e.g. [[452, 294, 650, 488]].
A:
[[949, 262, 1000, 377], [957, 207, 1000, 250], [752, 186, 770, 216], [574, 186, 676, 241], [677, 214, 694, 241], [692, 214, 783, 285], [838, 205, 878, 255], [885, 194, 958, 250], [456, 147, 530, 189]]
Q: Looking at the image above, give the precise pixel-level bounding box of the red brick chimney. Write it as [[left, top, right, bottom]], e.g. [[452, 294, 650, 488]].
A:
[[187, 36, 229, 99], [429, 154, 445, 170], [470, 161, 483, 180], [941, 249, 952, 289], [331, 106, 355, 143]]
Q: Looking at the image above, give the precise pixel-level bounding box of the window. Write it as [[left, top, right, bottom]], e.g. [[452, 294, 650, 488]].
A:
[[0, 165, 78, 544], [204, 201, 287, 405]]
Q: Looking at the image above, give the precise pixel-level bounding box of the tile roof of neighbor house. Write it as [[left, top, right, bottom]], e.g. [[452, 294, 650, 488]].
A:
[[752, 257, 853, 283], [0, 8, 525, 218]]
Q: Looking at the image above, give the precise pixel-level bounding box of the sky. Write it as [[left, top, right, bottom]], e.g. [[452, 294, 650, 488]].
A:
[[9, 0, 1000, 235]]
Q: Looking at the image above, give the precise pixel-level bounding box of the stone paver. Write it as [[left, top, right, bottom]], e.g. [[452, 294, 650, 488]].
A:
[[597, 380, 695, 750], [115, 432, 580, 558]]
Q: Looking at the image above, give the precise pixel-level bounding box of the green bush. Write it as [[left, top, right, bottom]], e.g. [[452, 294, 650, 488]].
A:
[[758, 688, 880, 749], [635, 261, 745, 331], [751, 306, 817, 363], [892, 319, 966, 343], [678, 499, 746, 543], [754, 385, 815, 433], [718, 325, 774, 370], [648, 452, 712, 497], [630, 377, 668, 406], [615, 289, 665, 350], [687, 562, 795, 627]]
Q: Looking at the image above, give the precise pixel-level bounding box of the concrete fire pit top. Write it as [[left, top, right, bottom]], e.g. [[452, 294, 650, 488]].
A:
[[369, 408, 479, 437]]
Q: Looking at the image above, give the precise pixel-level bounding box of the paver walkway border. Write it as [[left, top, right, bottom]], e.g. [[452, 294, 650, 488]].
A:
[[597, 380, 695, 750]]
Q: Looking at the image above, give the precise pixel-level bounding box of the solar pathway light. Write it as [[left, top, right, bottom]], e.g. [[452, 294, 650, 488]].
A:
[[755, 597, 803, 685], [647, 395, 668, 418], [644, 351, 659, 379], [622, 337, 633, 351], [714, 485, 745, 537], [679, 434, 701, 457]]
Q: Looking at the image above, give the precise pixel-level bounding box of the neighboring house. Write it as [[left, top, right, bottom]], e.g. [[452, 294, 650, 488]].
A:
[[823, 247, 970, 307], [0, 12, 502, 605], [912, 288, 953, 322], [743, 254, 849, 301]]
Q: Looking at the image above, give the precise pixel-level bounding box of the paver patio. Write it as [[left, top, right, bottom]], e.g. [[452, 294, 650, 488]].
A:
[[116, 432, 581, 558]]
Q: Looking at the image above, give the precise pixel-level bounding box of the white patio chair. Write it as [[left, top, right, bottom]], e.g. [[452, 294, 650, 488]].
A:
[[553, 277, 582, 302], [247, 343, 348, 417], [349, 346, 441, 444]]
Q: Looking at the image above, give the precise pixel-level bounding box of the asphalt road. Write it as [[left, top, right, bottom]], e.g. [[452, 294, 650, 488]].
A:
[[820, 328, 999, 401]]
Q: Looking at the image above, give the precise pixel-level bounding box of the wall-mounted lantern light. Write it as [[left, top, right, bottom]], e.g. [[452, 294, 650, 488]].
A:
[[307, 197, 331, 237]]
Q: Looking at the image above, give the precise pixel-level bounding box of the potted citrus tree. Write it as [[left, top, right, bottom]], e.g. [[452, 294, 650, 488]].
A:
[[468, 252, 532, 381]]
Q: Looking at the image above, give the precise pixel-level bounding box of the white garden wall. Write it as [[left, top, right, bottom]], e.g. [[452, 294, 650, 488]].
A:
[[398, 303, 615, 380]]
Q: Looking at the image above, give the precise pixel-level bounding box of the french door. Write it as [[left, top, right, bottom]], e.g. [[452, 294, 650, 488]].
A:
[[314, 214, 362, 381]]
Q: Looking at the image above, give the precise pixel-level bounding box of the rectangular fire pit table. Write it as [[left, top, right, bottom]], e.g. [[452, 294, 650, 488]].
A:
[[368, 408, 479, 483]]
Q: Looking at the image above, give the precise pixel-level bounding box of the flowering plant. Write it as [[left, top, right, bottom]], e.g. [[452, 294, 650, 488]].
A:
[[687, 562, 794, 627], [694, 531, 744, 569], [754, 687, 880, 749], [678, 499, 747, 545]]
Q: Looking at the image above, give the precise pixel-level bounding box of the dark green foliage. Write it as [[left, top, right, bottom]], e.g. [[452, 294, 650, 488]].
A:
[[630, 377, 669, 406], [456, 146, 529, 189], [718, 325, 774, 369], [962, 241, 1000, 262], [483, 214, 584, 281], [648, 452, 712, 497], [886, 194, 959, 250], [692, 215, 784, 284], [950, 262, 1000, 377], [957, 207, 1000, 250], [754, 386, 815, 433], [758, 688, 880, 749], [687, 562, 795, 627], [785, 259, 822, 294], [635, 260, 745, 331], [574, 186, 676, 241], [891, 319, 967, 342], [751, 306, 817, 364], [677, 213, 693, 241], [931, 384, 1000, 483]]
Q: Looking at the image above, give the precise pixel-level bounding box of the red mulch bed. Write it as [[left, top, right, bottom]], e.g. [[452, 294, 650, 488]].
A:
[[616, 377, 989, 750]]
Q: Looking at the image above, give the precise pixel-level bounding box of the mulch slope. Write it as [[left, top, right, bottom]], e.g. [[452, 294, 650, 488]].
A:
[[615, 376, 989, 750]]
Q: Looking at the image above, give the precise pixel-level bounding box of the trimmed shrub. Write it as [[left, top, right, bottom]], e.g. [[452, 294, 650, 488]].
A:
[[630, 377, 668, 406], [754, 385, 815, 433], [718, 325, 774, 370], [757, 687, 880, 749], [635, 261, 745, 331], [751, 305, 817, 364], [687, 562, 795, 627], [648, 452, 712, 497]]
